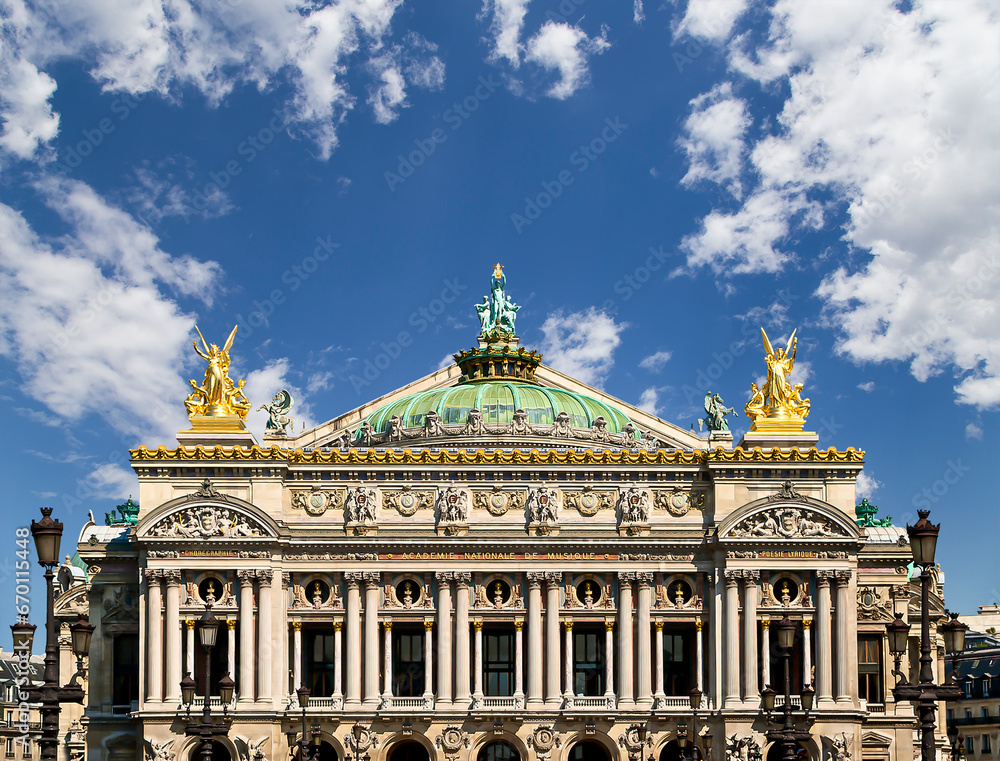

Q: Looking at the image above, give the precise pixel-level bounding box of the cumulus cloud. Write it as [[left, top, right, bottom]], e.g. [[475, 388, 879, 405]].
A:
[[678, 83, 749, 198], [857, 381, 875, 393], [965, 421, 984, 441], [538, 308, 627, 387], [675, 0, 1000, 409], [639, 350, 672, 372], [855, 470, 881, 500], [638, 386, 664, 415], [674, 0, 750, 41], [83, 462, 138, 500]]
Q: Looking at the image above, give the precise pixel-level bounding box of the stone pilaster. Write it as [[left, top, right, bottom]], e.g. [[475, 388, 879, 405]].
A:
[[563, 620, 574, 703], [760, 619, 770, 692], [654, 621, 665, 706], [334, 621, 343, 700], [291, 622, 302, 691], [423, 621, 434, 703], [382, 621, 393, 703], [723, 570, 741, 707], [604, 620, 615, 702], [514, 620, 524, 701], [473, 620, 484, 704]]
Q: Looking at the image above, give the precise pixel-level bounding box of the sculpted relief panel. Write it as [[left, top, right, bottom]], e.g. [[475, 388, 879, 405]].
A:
[[730, 507, 847, 538]]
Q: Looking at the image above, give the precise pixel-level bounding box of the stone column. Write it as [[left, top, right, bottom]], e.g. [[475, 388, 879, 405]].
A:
[[834, 570, 852, 703], [723, 570, 741, 707], [760, 619, 770, 692], [742, 571, 759, 701], [803, 619, 813, 689], [423, 621, 435, 704], [146, 570, 163, 703], [604, 621, 615, 702], [563, 621, 574, 703], [473, 621, 484, 703], [292, 622, 302, 691], [186, 620, 195, 678], [435, 572, 453, 704], [815, 571, 834, 705], [696, 619, 704, 693], [334, 621, 343, 700], [382, 621, 393, 703], [618, 572, 634, 707], [514, 620, 524, 701], [363, 572, 381, 704], [526, 573, 544, 706], [345, 573, 362, 705], [164, 571, 182, 703], [256, 570, 272, 703], [545, 572, 562, 706], [636, 572, 653, 707], [237, 570, 256, 703], [455, 572, 472, 707], [654, 621, 665, 706]]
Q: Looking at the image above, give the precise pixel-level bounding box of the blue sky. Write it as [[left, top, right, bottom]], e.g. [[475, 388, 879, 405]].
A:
[[1, 0, 998, 649]]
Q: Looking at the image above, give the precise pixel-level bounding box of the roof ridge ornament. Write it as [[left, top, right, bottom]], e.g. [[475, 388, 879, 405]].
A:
[[475, 263, 521, 342]]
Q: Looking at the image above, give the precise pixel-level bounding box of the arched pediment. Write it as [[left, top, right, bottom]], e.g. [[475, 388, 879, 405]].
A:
[[135, 485, 281, 541], [718, 491, 862, 541]]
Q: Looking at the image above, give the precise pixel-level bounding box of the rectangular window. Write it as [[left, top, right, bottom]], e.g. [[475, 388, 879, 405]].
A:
[[305, 630, 337, 698], [858, 635, 883, 704], [983, 708, 990, 720], [112, 633, 140, 706], [983, 735, 991, 753], [23, 740, 31, 759], [573, 627, 605, 696], [393, 628, 425, 697], [965, 737, 974, 754], [484, 629, 515, 697], [664, 626, 695, 696], [982, 679, 989, 698]]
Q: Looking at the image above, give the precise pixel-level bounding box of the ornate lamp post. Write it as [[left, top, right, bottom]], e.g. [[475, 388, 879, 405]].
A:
[[886, 510, 965, 761], [677, 687, 712, 761], [181, 602, 234, 760], [761, 615, 815, 761], [18, 508, 91, 761], [292, 686, 322, 760]]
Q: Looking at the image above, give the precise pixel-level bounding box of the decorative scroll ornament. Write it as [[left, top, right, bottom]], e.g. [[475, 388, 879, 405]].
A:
[[258, 389, 295, 434], [436, 727, 471, 761], [745, 327, 810, 431], [654, 489, 705, 516], [857, 586, 893, 621], [527, 726, 561, 761], [147, 739, 175, 761], [148, 506, 267, 539], [385, 486, 433, 516], [730, 507, 844, 538], [474, 486, 526, 516], [618, 724, 652, 761], [725, 736, 762, 761], [291, 487, 346, 516], [565, 486, 614, 517], [184, 325, 250, 421]]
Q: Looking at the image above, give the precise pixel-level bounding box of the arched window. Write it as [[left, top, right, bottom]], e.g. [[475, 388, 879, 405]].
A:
[[190, 741, 231, 761], [388, 741, 431, 761], [659, 742, 683, 761], [479, 742, 520, 761], [569, 741, 610, 761], [765, 743, 808, 761]]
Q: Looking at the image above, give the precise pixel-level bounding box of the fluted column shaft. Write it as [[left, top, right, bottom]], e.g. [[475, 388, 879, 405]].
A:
[[563, 621, 574, 700], [164, 573, 181, 702], [423, 622, 434, 701], [545, 573, 562, 705], [696, 619, 704, 692], [816, 572, 833, 703], [803, 620, 813, 688], [345, 575, 362, 705], [723, 571, 741, 707], [363, 574, 381, 704], [514, 621, 524, 700], [146, 571, 163, 703], [238, 571, 255, 703], [292, 622, 302, 691], [637, 573, 653, 705], [834, 571, 852, 702], [760, 619, 770, 691], [473, 621, 484, 700], [526, 574, 543, 705], [654, 621, 665, 703], [256, 570, 272, 702], [226, 620, 236, 690], [742, 571, 759, 700], [455, 573, 471, 706], [334, 622, 343, 699], [618, 573, 634, 706], [604, 621, 615, 700], [436, 572, 453, 704]]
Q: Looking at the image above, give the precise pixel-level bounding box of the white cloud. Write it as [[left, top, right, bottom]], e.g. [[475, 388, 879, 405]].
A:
[[437, 354, 455, 370], [676, 0, 1000, 409], [538, 308, 627, 387], [638, 386, 664, 415], [83, 462, 138, 500], [674, 0, 749, 42], [0, 57, 59, 161], [855, 470, 881, 500], [482, 0, 531, 67], [678, 83, 749, 198], [965, 421, 984, 441], [525, 21, 610, 100], [857, 381, 875, 393], [639, 350, 672, 372], [368, 60, 407, 124], [633, 0, 645, 25], [128, 161, 234, 223]]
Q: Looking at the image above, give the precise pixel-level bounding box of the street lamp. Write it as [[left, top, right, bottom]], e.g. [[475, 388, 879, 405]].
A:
[[761, 616, 814, 761], [887, 510, 963, 761], [294, 686, 322, 760], [677, 687, 706, 760], [182, 602, 233, 761]]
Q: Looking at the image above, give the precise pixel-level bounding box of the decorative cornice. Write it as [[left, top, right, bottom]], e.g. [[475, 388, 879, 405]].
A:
[[131, 444, 864, 465]]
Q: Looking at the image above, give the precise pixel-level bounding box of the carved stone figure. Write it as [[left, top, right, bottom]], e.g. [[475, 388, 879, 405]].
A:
[[747, 327, 810, 425], [424, 410, 445, 436], [700, 392, 736, 432], [552, 411, 573, 437], [436, 726, 470, 760], [354, 420, 376, 446], [437, 487, 469, 524], [257, 389, 294, 434], [148, 506, 266, 539], [527, 726, 561, 761], [147, 739, 175, 761], [618, 488, 650, 523], [345, 487, 378, 524], [725, 736, 761, 761], [526, 486, 559, 525], [477, 263, 521, 339], [829, 734, 852, 761], [731, 507, 843, 538], [462, 408, 486, 436], [744, 382, 766, 422]]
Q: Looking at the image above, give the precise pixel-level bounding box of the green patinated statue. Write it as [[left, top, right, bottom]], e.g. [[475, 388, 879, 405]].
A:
[[105, 497, 139, 526], [476, 263, 520, 339], [855, 497, 893, 528], [699, 392, 736, 432]]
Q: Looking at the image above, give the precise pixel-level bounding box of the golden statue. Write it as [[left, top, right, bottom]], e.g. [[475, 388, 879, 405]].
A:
[[493, 262, 503, 279], [747, 327, 811, 431], [184, 325, 251, 421]]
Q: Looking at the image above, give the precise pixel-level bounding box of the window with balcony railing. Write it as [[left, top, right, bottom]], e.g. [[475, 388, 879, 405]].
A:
[[484, 628, 515, 697], [664, 625, 695, 696], [573, 627, 605, 696], [306, 629, 337, 698], [392, 627, 425, 698]]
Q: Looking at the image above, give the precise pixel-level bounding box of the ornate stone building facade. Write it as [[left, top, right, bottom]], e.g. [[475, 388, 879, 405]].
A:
[[75, 273, 953, 761]]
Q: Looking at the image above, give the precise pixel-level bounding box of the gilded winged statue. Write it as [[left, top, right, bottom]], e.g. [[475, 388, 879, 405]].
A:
[[746, 327, 810, 424], [184, 325, 251, 419]]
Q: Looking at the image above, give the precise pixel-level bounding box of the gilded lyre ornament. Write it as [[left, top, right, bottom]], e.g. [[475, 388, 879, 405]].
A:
[[746, 327, 811, 431], [184, 325, 250, 422]]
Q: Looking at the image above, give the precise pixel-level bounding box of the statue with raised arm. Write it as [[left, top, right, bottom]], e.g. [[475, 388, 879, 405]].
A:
[[184, 325, 250, 419], [477, 263, 521, 339], [258, 389, 295, 434], [750, 327, 809, 427], [699, 392, 736, 432]]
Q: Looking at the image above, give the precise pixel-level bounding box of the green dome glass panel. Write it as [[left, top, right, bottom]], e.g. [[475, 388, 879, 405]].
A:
[[358, 381, 638, 438]]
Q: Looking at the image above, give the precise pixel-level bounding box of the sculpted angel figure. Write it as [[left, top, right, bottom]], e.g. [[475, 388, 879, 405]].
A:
[[475, 297, 492, 333], [185, 325, 250, 419], [745, 382, 766, 421], [760, 327, 801, 417]]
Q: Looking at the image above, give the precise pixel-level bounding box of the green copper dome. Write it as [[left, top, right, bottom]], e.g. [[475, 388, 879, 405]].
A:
[[359, 381, 636, 436]]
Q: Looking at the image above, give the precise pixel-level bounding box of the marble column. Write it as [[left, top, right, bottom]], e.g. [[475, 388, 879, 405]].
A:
[[237, 570, 256, 703], [803, 619, 813, 688], [696, 619, 704, 693], [455, 572, 472, 707], [723, 570, 741, 707], [423, 621, 434, 703], [815, 571, 834, 704], [636, 572, 653, 707], [363, 573, 381, 704], [164, 571, 181, 702], [345, 573, 362, 705], [545, 572, 562, 706], [473, 621, 484, 703], [563, 621, 574, 702], [292, 622, 302, 691], [514, 620, 524, 701], [742, 570, 759, 701], [382, 621, 393, 702], [436, 572, 454, 704], [760, 619, 770, 692], [618, 572, 634, 707], [604, 621, 615, 702], [186, 620, 195, 678], [654, 621, 665, 706], [334, 621, 343, 701], [834, 570, 852, 703], [526, 573, 543, 706], [146, 570, 163, 703], [256, 570, 272, 703]]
